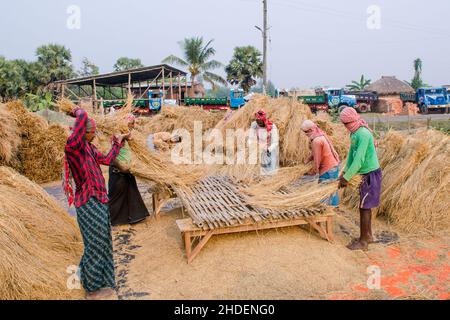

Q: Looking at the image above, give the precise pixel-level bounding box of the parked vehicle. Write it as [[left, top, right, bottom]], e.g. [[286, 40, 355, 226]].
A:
[[184, 89, 246, 110], [400, 87, 449, 114], [299, 88, 377, 113]]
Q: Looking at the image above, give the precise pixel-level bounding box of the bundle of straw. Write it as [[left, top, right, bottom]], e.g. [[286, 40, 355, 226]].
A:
[[4, 101, 68, 183], [241, 164, 312, 196], [0, 104, 21, 166], [128, 133, 206, 191], [0, 167, 82, 300], [246, 174, 362, 210]]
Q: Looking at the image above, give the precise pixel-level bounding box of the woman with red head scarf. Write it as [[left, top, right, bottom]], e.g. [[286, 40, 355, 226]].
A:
[[249, 110, 279, 175], [301, 120, 340, 206], [338, 107, 382, 251]]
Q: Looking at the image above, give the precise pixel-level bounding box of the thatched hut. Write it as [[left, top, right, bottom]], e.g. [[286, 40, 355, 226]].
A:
[[366, 76, 415, 113]]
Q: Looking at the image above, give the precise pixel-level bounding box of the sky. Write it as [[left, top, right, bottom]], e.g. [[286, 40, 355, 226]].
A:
[[1, 0, 449, 89]]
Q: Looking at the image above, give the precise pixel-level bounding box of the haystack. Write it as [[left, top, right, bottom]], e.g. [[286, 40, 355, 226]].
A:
[[137, 106, 225, 136], [0, 166, 82, 300], [0, 104, 21, 167], [4, 101, 68, 183], [342, 130, 450, 234]]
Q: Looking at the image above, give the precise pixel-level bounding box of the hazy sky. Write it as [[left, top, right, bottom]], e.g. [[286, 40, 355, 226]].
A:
[[1, 0, 449, 89]]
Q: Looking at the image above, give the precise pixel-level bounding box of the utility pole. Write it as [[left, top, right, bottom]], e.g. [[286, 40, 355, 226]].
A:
[[262, 0, 268, 95], [255, 0, 268, 95]]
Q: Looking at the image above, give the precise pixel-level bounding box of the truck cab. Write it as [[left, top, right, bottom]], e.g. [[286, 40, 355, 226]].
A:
[[229, 89, 245, 109], [416, 87, 449, 114], [324, 88, 357, 111], [148, 90, 163, 111]]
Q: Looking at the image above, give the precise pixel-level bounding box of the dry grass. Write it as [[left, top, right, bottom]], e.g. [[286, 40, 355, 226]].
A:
[[0, 104, 21, 166], [4, 101, 68, 183], [241, 164, 311, 196], [136, 106, 225, 136], [246, 175, 361, 210], [129, 133, 206, 191], [0, 166, 82, 300]]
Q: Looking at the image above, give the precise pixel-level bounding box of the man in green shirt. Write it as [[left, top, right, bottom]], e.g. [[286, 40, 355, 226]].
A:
[[338, 107, 382, 251]]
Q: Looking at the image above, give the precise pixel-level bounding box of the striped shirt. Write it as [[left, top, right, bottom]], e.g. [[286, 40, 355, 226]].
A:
[[65, 108, 122, 208]]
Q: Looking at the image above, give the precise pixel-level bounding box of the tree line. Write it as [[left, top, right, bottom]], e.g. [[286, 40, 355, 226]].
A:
[[0, 38, 427, 104]]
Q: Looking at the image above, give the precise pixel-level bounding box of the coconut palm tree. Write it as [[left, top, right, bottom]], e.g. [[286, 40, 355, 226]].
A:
[[162, 37, 226, 96], [346, 74, 371, 91]]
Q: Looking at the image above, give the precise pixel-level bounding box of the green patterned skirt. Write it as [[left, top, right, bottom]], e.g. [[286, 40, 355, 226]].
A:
[[76, 197, 116, 293]]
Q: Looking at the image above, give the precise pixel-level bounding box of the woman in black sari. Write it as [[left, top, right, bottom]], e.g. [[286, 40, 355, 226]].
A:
[[108, 115, 149, 226]]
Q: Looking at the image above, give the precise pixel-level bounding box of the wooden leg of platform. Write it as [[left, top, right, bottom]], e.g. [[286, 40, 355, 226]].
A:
[[152, 193, 160, 219], [306, 218, 331, 243], [187, 230, 214, 264], [184, 232, 192, 260]]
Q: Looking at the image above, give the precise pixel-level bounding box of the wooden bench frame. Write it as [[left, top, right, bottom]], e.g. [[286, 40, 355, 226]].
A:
[[176, 213, 335, 264]]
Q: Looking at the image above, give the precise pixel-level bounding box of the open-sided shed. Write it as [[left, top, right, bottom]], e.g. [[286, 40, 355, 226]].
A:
[[53, 64, 188, 110]]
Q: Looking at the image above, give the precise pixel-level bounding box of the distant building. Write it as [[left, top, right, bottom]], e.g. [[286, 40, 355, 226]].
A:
[[366, 76, 415, 113], [366, 76, 415, 96]]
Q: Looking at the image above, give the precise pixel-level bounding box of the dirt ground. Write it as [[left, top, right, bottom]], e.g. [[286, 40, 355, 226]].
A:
[[44, 181, 449, 300]]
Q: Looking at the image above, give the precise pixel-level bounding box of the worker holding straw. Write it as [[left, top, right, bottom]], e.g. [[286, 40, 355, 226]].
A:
[[63, 106, 129, 300], [108, 114, 150, 226], [249, 110, 279, 175], [301, 120, 340, 206], [338, 107, 382, 251]]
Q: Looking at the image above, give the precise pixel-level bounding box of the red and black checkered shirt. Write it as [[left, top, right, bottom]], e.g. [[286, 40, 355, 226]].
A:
[[65, 108, 122, 208]]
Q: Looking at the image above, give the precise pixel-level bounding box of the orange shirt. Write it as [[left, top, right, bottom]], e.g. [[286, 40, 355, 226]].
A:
[[311, 136, 339, 176]]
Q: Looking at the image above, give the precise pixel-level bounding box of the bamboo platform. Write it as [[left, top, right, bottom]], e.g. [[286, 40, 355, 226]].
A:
[[152, 175, 336, 263]]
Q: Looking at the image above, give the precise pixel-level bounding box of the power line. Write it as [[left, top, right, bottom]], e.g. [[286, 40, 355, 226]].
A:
[[271, 0, 450, 38]]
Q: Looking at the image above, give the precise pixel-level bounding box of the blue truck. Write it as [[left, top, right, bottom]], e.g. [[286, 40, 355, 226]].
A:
[[400, 87, 449, 114], [299, 88, 378, 113]]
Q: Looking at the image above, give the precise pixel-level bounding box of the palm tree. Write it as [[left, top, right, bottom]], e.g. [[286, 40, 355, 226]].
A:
[[225, 46, 263, 93], [346, 75, 371, 91], [162, 37, 226, 96], [35, 44, 74, 84], [409, 58, 426, 90]]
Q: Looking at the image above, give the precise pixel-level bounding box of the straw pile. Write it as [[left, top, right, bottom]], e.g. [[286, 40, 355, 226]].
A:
[[3, 101, 68, 183], [136, 106, 225, 136], [0, 104, 21, 167], [0, 166, 82, 300], [212, 95, 312, 166], [342, 130, 450, 234]]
